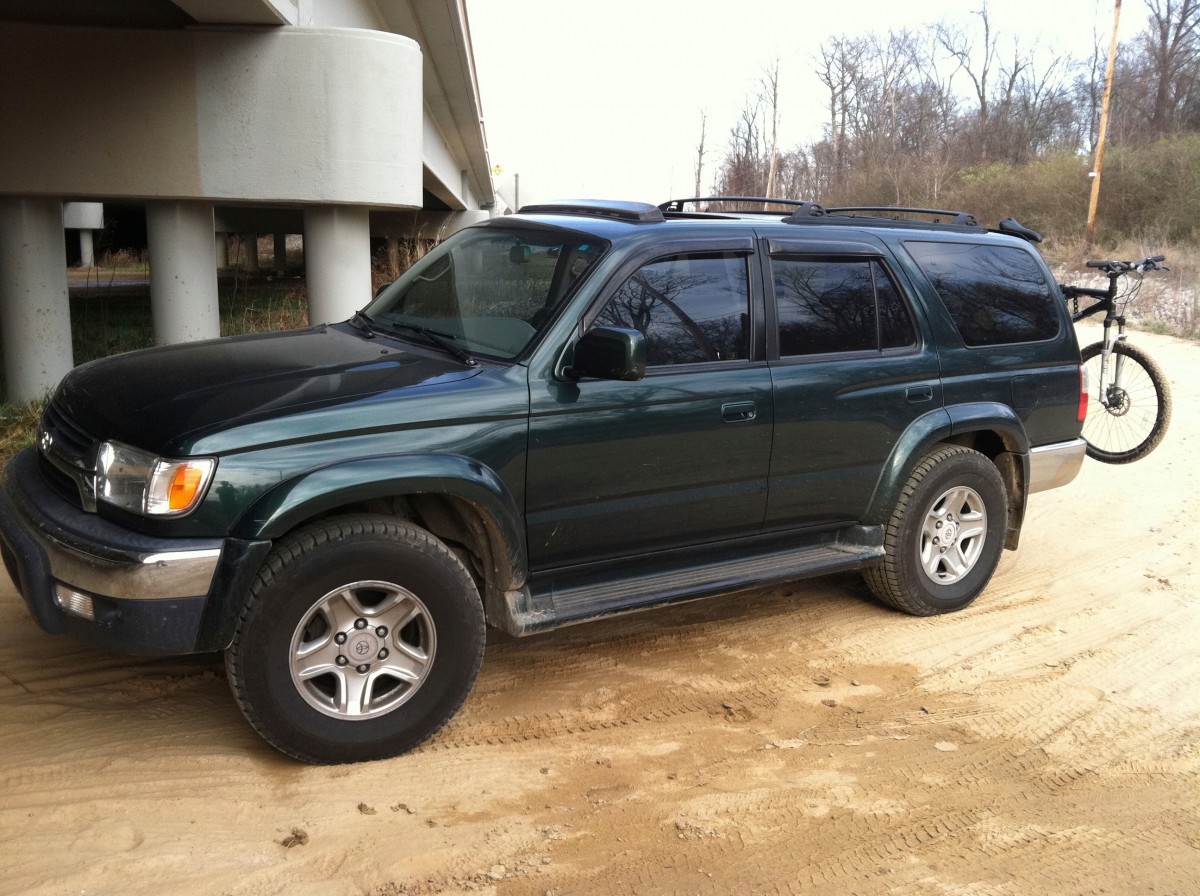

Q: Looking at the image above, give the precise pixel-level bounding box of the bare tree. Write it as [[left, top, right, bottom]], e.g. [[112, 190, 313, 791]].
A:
[[693, 111, 708, 197], [762, 60, 781, 201], [713, 97, 765, 199], [816, 35, 868, 177], [1141, 0, 1200, 134]]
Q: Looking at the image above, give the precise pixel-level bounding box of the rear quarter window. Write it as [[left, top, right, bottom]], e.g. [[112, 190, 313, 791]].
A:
[[904, 241, 1060, 346]]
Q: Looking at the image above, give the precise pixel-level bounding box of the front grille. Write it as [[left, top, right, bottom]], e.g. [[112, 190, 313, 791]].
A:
[[38, 401, 99, 511], [41, 401, 93, 463], [38, 452, 84, 505]]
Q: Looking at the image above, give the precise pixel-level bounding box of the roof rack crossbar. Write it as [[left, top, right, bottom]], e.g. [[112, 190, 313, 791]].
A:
[[821, 206, 980, 227], [659, 196, 815, 213]]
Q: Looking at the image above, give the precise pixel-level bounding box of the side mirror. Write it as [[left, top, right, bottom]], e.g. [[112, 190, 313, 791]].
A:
[[565, 326, 645, 382]]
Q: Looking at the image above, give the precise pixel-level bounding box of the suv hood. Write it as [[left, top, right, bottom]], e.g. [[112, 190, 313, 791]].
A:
[[55, 325, 481, 453]]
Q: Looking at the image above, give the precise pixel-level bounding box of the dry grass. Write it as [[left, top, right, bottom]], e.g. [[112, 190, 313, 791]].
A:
[[0, 399, 47, 460], [371, 235, 439, 295], [1046, 237, 1200, 339]]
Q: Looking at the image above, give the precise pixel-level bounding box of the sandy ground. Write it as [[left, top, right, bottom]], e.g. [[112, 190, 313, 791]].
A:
[[1, 329, 1197, 896]]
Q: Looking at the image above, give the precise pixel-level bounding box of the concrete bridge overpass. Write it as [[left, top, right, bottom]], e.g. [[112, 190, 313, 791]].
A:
[[0, 0, 498, 402]]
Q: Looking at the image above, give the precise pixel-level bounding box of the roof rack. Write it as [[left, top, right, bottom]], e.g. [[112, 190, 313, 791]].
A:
[[788, 206, 980, 227], [517, 200, 665, 224], [659, 196, 814, 214]]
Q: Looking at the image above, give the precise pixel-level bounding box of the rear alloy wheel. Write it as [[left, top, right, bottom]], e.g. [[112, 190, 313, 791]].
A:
[[863, 445, 1007, 616], [226, 515, 485, 763]]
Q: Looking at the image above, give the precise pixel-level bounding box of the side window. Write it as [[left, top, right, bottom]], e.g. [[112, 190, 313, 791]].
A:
[[596, 253, 750, 366], [905, 241, 1060, 346], [772, 257, 915, 357], [877, 267, 917, 349]]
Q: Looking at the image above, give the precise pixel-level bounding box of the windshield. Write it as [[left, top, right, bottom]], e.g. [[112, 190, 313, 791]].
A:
[[364, 226, 607, 361]]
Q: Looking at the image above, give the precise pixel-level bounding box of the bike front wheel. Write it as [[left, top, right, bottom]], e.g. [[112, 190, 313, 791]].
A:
[[1079, 340, 1171, 463]]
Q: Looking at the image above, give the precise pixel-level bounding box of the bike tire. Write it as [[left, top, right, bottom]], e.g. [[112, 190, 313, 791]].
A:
[[1079, 340, 1171, 464]]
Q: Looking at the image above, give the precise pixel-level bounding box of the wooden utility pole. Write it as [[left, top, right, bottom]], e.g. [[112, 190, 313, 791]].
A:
[[1086, 0, 1122, 246]]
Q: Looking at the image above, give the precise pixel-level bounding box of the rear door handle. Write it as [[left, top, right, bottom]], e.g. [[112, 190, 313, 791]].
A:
[[722, 401, 757, 423], [906, 385, 934, 403]]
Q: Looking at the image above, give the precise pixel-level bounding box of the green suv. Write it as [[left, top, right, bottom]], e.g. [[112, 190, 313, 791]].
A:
[[0, 198, 1087, 762]]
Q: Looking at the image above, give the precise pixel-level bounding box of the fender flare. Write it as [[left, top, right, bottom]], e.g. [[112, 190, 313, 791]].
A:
[[865, 403, 1030, 526], [236, 453, 527, 590]]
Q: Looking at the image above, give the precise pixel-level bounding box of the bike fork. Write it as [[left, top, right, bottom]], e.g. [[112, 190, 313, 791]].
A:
[[1097, 316, 1127, 408]]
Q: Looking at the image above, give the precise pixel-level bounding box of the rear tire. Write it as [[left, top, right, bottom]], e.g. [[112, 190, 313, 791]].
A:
[[1079, 341, 1171, 464], [863, 445, 1007, 616], [225, 515, 485, 764]]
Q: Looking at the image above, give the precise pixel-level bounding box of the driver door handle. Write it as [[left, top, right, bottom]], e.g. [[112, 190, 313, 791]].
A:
[[722, 401, 757, 423]]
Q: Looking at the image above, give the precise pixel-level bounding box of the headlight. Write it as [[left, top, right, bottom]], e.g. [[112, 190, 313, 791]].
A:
[[95, 441, 216, 517]]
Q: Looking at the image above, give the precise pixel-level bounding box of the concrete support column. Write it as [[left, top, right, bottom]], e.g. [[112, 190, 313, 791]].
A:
[[146, 201, 220, 345], [244, 234, 259, 272], [78, 230, 95, 267], [273, 232, 287, 273], [303, 205, 370, 325], [0, 198, 75, 402], [215, 232, 230, 270]]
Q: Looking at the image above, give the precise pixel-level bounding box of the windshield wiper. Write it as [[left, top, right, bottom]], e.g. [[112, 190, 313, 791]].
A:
[[348, 309, 377, 337], [385, 322, 477, 367]]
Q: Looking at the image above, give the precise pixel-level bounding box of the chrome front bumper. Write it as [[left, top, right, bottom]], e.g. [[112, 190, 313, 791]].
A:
[[0, 448, 231, 654]]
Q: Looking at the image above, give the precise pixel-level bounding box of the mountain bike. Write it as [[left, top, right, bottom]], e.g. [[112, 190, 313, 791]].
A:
[[1060, 256, 1172, 463]]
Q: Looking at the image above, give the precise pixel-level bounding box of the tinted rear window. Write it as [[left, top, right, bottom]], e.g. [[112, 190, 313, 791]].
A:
[[905, 241, 1060, 346]]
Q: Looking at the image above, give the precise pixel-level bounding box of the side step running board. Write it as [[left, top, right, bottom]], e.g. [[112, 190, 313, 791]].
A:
[[497, 529, 883, 637]]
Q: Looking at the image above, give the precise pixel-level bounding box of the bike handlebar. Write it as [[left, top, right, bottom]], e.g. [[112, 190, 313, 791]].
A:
[[1084, 255, 1168, 274]]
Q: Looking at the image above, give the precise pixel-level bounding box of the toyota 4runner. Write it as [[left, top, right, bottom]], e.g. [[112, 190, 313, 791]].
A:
[[0, 198, 1087, 762]]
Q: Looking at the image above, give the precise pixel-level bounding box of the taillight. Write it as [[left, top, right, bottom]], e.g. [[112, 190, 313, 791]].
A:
[[1077, 363, 1088, 422]]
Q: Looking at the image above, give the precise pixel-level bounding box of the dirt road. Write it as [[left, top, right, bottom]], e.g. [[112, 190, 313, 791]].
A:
[[2, 330, 1197, 896]]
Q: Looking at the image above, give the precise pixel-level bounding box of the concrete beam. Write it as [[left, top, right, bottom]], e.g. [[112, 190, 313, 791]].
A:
[[0, 24, 423, 208], [169, 0, 298, 26]]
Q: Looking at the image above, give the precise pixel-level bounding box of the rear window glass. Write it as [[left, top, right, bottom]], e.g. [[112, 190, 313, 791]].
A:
[[904, 241, 1060, 346]]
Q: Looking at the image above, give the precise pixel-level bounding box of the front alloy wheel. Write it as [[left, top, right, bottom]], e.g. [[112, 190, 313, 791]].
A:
[[290, 581, 437, 719], [226, 515, 485, 764]]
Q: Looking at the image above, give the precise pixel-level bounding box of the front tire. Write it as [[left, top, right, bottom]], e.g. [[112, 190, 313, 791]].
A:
[[225, 515, 485, 764], [863, 445, 1007, 616], [1079, 341, 1171, 464]]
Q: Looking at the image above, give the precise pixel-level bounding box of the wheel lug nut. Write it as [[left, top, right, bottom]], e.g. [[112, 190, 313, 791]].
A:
[[378, 648, 389, 660], [936, 521, 943, 528], [336, 655, 348, 666], [334, 632, 347, 645], [376, 626, 388, 637], [354, 618, 368, 630], [356, 664, 370, 674]]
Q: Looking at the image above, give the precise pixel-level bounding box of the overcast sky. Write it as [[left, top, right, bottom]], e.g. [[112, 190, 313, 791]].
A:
[[465, 0, 1141, 208]]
